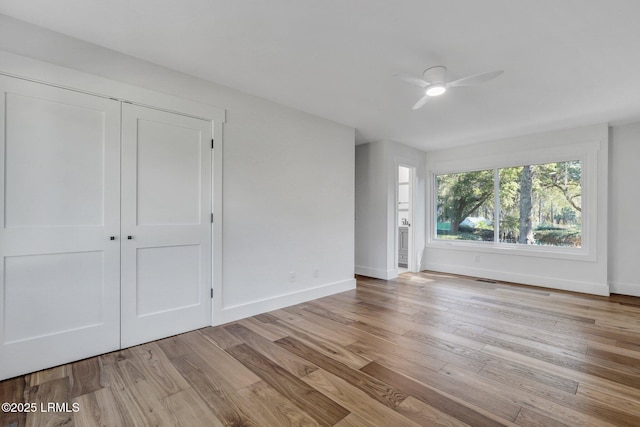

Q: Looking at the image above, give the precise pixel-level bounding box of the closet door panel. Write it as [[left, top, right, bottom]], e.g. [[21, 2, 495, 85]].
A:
[[136, 118, 202, 225], [0, 76, 121, 380], [121, 104, 211, 348], [4, 90, 106, 227]]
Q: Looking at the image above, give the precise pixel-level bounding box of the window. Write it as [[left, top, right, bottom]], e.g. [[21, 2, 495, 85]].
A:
[[436, 160, 582, 248]]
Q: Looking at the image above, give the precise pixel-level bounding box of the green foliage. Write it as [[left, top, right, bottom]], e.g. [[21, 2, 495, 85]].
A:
[[533, 228, 581, 247], [475, 228, 495, 241], [437, 160, 583, 247], [437, 170, 494, 232], [535, 223, 563, 231], [535, 161, 582, 213]]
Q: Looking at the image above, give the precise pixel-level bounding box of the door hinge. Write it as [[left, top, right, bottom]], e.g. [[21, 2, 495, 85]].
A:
[[211, 138, 214, 149], [211, 213, 214, 223], [211, 288, 214, 298]]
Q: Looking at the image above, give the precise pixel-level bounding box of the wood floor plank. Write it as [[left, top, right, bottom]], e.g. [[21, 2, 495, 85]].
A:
[[576, 383, 640, 418], [155, 334, 193, 360], [25, 377, 74, 427], [271, 308, 359, 347], [161, 387, 225, 427], [395, 396, 473, 427], [332, 412, 378, 427], [586, 345, 640, 368], [27, 365, 71, 387], [360, 361, 511, 427], [346, 340, 448, 375], [198, 325, 244, 350], [3, 271, 640, 426], [275, 335, 409, 409], [270, 319, 372, 369], [444, 362, 636, 427], [481, 344, 640, 402], [98, 349, 133, 367], [171, 352, 259, 426], [376, 357, 521, 422], [236, 317, 290, 341], [72, 387, 128, 427], [127, 342, 191, 399], [254, 313, 279, 323], [226, 343, 350, 426], [283, 304, 389, 346], [469, 296, 597, 324], [0, 376, 27, 427], [69, 357, 104, 398], [107, 378, 173, 426], [301, 301, 355, 326], [301, 369, 421, 427], [514, 407, 570, 427], [237, 380, 321, 427], [179, 330, 261, 388], [313, 295, 419, 336], [224, 323, 319, 378], [480, 358, 579, 395], [338, 311, 487, 373], [475, 334, 640, 389]]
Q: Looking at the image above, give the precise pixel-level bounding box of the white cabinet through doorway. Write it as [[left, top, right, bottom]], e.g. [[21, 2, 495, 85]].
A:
[[0, 76, 212, 380]]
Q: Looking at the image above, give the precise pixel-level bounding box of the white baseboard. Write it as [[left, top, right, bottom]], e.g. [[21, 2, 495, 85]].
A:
[[424, 262, 610, 296], [355, 265, 397, 280], [609, 281, 640, 297], [211, 278, 356, 325]]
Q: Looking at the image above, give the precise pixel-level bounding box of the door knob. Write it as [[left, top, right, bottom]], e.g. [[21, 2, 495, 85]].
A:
[[127, 235, 133, 240], [110, 236, 116, 240]]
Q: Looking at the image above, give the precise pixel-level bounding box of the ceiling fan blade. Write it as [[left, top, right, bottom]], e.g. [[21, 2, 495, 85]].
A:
[[393, 73, 428, 88], [412, 94, 431, 110], [448, 70, 504, 88]]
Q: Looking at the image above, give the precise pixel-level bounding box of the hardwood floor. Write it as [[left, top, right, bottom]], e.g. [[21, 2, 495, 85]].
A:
[[2, 271, 640, 426]]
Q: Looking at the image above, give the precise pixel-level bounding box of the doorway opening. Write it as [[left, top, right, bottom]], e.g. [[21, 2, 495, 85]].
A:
[[397, 165, 415, 274]]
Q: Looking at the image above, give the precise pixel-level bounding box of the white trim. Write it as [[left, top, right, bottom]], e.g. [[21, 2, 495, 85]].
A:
[[428, 141, 600, 175], [211, 122, 224, 325], [0, 49, 228, 327], [609, 281, 640, 297], [425, 262, 610, 296], [396, 163, 417, 272], [212, 279, 356, 325], [355, 265, 397, 280], [428, 140, 601, 262], [0, 50, 225, 123], [426, 240, 591, 261]]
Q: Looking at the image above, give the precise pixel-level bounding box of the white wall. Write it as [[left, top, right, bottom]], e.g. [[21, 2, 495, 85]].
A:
[[355, 140, 426, 279], [0, 14, 356, 323], [423, 124, 609, 295], [355, 142, 390, 278], [609, 122, 640, 296]]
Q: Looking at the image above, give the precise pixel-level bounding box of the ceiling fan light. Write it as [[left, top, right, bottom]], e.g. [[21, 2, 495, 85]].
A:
[[426, 84, 446, 97]]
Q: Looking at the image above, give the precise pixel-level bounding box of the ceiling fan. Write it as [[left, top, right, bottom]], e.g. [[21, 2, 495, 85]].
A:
[[394, 66, 504, 110]]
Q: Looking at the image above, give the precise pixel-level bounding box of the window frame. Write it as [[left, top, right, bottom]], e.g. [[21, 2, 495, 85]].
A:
[[427, 141, 599, 261]]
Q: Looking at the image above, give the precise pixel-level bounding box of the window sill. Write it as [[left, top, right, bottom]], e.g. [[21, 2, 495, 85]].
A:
[[427, 239, 594, 262]]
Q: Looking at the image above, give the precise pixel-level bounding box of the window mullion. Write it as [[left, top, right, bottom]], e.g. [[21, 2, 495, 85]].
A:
[[494, 168, 500, 244]]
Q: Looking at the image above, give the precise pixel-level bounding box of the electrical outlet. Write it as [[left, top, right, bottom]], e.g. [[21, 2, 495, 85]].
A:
[[475, 255, 481, 263], [313, 268, 319, 278], [289, 271, 296, 282]]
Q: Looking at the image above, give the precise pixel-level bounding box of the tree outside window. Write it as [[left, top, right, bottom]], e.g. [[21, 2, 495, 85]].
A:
[[436, 160, 581, 247]]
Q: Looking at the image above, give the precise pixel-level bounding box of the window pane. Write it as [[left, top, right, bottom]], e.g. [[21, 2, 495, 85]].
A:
[[399, 166, 410, 183], [436, 170, 494, 241], [499, 161, 581, 247]]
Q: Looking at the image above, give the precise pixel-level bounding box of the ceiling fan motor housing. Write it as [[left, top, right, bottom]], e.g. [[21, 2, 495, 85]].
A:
[[423, 65, 447, 85]]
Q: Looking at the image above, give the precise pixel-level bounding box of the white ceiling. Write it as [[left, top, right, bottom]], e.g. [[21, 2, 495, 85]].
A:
[[2, 0, 640, 151]]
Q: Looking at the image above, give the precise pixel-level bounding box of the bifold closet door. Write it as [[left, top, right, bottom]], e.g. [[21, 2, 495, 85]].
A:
[[120, 104, 212, 348], [0, 76, 121, 380]]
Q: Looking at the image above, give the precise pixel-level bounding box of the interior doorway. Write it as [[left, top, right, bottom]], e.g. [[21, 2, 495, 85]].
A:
[[397, 165, 415, 273]]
